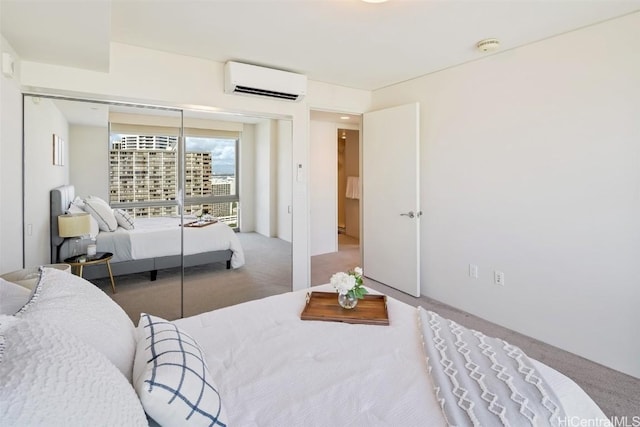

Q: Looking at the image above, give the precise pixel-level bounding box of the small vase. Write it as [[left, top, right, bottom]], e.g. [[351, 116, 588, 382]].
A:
[[338, 292, 358, 309]]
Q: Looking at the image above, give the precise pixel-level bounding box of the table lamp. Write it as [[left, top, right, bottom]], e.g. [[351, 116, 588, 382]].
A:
[[58, 213, 91, 258]]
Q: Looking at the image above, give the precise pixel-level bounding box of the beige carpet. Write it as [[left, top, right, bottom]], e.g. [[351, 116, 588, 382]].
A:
[[91, 232, 639, 418], [92, 232, 292, 320]]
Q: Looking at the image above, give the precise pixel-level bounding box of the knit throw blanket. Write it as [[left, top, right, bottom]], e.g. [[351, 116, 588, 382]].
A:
[[417, 307, 566, 427]]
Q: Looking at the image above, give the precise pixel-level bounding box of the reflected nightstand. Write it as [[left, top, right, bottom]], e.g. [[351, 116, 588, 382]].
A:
[[64, 252, 116, 294]]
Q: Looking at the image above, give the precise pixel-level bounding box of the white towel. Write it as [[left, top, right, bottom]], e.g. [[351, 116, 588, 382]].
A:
[[346, 176, 360, 199]]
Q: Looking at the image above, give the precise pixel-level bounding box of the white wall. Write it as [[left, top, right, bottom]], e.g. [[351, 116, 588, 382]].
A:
[[343, 129, 360, 239], [373, 13, 640, 378], [239, 119, 291, 241], [23, 97, 69, 266], [239, 125, 255, 232], [69, 124, 109, 200], [254, 120, 276, 237], [309, 120, 337, 256], [277, 120, 293, 243], [0, 37, 23, 273]]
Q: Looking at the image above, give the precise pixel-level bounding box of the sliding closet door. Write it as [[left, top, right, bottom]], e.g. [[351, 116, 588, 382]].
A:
[[180, 111, 293, 317], [24, 94, 294, 322], [23, 95, 185, 321], [108, 105, 185, 319]]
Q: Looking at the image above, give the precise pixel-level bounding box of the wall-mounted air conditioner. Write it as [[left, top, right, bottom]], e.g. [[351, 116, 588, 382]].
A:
[[224, 61, 307, 102]]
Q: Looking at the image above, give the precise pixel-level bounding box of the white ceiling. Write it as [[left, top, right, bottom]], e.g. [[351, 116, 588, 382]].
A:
[[2, 0, 640, 91]]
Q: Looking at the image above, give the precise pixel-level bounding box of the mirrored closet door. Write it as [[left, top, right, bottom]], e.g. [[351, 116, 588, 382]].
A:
[[180, 110, 293, 317], [23, 95, 293, 322]]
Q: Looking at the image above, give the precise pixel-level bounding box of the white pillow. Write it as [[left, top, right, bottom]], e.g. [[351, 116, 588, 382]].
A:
[[84, 196, 118, 232], [15, 267, 137, 382], [70, 195, 86, 210], [0, 278, 31, 315], [114, 208, 135, 230], [134, 313, 228, 427], [0, 315, 147, 426], [67, 202, 99, 238]]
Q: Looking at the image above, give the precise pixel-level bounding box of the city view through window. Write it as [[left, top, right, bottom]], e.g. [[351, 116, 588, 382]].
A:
[[109, 134, 238, 227]]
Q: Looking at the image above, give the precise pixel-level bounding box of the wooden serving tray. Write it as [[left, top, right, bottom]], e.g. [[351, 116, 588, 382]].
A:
[[184, 219, 218, 228], [300, 291, 389, 326]]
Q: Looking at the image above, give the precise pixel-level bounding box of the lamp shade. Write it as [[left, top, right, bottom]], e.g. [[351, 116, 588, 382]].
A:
[[58, 213, 91, 237]]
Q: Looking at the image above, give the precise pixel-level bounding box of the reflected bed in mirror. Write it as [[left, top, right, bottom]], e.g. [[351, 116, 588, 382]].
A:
[[24, 95, 293, 321], [50, 184, 243, 280]]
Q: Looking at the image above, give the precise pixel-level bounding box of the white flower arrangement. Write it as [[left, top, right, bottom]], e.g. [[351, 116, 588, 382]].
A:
[[195, 208, 210, 220], [330, 267, 367, 300]]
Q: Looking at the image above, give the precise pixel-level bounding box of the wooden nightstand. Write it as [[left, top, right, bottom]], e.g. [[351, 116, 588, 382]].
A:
[[64, 252, 116, 294]]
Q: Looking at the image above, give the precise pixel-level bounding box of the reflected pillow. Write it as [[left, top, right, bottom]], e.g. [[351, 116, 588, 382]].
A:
[[70, 196, 86, 210], [84, 197, 117, 232], [114, 209, 135, 230], [67, 202, 99, 238]]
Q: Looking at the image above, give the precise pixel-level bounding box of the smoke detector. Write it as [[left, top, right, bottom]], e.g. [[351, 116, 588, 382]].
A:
[[476, 38, 500, 52]]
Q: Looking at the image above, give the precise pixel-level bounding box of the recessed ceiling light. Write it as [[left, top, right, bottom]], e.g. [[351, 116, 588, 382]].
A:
[[340, 116, 350, 120], [362, 0, 388, 3]]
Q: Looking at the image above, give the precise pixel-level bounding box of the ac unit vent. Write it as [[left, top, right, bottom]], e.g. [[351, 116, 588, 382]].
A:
[[233, 85, 300, 101], [224, 61, 307, 102]]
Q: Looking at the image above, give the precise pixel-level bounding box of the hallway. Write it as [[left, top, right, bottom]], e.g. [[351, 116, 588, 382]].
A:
[[310, 234, 360, 285]]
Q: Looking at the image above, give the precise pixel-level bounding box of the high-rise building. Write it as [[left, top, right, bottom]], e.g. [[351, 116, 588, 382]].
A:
[[109, 136, 237, 225], [109, 146, 212, 218], [111, 135, 177, 151]]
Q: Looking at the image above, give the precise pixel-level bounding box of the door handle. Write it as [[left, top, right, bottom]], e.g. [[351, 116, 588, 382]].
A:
[[400, 211, 415, 218]]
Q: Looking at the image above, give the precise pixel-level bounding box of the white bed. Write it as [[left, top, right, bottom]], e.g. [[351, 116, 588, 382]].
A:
[[174, 284, 607, 426], [51, 184, 245, 281], [0, 269, 607, 427], [97, 216, 244, 268]]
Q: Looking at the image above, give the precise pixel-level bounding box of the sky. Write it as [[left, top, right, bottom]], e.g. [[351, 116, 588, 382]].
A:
[[186, 137, 236, 176]]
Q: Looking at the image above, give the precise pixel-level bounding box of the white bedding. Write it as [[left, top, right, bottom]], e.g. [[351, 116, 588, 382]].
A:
[[96, 216, 245, 268], [174, 285, 607, 426]]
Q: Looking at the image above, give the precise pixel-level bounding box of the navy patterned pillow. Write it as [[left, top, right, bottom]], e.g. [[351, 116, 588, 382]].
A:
[[133, 314, 227, 427], [114, 208, 135, 230]]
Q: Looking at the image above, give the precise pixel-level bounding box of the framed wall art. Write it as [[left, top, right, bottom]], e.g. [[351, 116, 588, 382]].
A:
[[53, 134, 64, 166]]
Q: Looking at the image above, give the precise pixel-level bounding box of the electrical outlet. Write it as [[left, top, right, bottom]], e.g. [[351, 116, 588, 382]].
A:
[[469, 264, 478, 279], [494, 270, 505, 286]]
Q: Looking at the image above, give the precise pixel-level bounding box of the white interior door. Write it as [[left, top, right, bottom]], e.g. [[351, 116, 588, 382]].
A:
[[362, 103, 420, 297]]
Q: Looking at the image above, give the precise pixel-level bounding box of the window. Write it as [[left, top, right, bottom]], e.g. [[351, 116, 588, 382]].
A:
[[184, 137, 239, 228], [108, 132, 239, 227]]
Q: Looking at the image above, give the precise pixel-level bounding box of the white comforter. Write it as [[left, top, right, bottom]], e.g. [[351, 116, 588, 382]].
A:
[[96, 217, 245, 268], [174, 285, 607, 426]]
